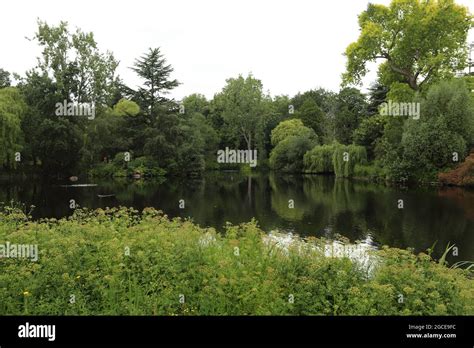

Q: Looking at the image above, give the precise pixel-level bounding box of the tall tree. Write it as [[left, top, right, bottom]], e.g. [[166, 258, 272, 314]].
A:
[[131, 48, 179, 113], [216, 74, 268, 152], [343, 0, 472, 91], [33, 20, 119, 104], [19, 20, 119, 175], [367, 81, 389, 116], [293, 98, 326, 137], [0, 88, 26, 170], [333, 88, 368, 144], [0, 68, 11, 88]]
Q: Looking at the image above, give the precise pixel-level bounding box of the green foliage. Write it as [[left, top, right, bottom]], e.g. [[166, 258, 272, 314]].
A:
[[182, 94, 210, 116], [353, 114, 388, 160], [353, 163, 388, 181], [0, 68, 11, 88], [422, 79, 474, 146], [216, 74, 269, 152], [269, 135, 317, 173], [0, 88, 26, 169], [81, 106, 131, 166], [293, 98, 325, 136], [128, 156, 167, 177], [343, 0, 472, 91], [270, 119, 316, 146], [36, 118, 83, 175], [303, 144, 336, 174], [8, 17, 474, 182], [89, 155, 166, 178], [184, 112, 219, 172], [367, 82, 388, 116], [386, 82, 416, 102], [333, 88, 368, 145], [0, 207, 472, 315], [463, 75, 474, 98], [269, 119, 318, 172], [112, 99, 140, 117], [16, 20, 120, 176], [381, 79, 474, 181], [131, 48, 179, 111], [401, 118, 467, 181], [33, 20, 119, 104], [332, 144, 368, 178], [291, 88, 336, 114]]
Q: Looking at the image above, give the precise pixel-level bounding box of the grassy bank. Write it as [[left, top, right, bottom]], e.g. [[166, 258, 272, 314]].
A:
[[0, 206, 472, 315]]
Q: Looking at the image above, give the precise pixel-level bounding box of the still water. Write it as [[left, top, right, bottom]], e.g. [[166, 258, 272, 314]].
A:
[[1, 172, 473, 261]]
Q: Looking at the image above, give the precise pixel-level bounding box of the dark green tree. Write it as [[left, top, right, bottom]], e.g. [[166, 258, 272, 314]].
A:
[[131, 48, 179, 113], [333, 88, 368, 144], [0, 68, 11, 88]]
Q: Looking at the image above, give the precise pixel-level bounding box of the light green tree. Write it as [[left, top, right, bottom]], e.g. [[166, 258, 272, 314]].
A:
[[217, 74, 269, 152], [0, 68, 11, 88], [343, 0, 472, 91], [0, 88, 27, 169]]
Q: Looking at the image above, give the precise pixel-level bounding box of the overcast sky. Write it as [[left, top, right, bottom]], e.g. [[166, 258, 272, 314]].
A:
[[1, 0, 473, 100]]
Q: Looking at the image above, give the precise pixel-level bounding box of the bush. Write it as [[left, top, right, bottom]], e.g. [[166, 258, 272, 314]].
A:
[[353, 163, 387, 181], [89, 155, 166, 178], [89, 162, 125, 178], [422, 79, 474, 147], [269, 119, 318, 172], [269, 135, 317, 173], [438, 151, 474, 187], [0, 206, 472, 315], [270, 119, 317, 147], [332, 144, 367, 178], [128, 156, 167, 177], [303, 144, 336, 173], [401, 118, 466, 181]]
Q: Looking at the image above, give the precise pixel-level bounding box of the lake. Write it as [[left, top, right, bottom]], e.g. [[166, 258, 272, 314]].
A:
[[1, 172, 473, 262]]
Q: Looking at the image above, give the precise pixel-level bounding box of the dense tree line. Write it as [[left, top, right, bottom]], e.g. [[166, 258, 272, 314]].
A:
[[0, 20, 375, 178], [1, 0, 473, 184]]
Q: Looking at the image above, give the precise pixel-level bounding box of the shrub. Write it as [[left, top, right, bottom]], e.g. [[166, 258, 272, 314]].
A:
[[438, 151, 474, 187], [89, 155, 166, 178], [0, 206, 472, 315], [269, 135, 317, 173], [128, 156, 167, 177], [401, 118, 466, 181], [353, 163, 387, 181], [269, 119, 318, 172]]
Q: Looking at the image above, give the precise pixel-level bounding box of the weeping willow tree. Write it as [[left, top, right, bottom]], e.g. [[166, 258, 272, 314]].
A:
[[332, 144, 367, 178], [303, 144, 337, 174], [0, 87, 26, 170]]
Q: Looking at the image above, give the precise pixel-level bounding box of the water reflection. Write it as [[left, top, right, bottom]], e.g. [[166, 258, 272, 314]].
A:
[[0, 172, 472, 261]]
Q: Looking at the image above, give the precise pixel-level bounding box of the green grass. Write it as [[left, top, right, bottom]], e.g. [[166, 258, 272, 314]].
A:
[[0, 206, 472, 315]]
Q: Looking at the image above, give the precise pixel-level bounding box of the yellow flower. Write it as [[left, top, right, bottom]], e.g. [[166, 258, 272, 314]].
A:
[[23, 291, 31, 297]]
